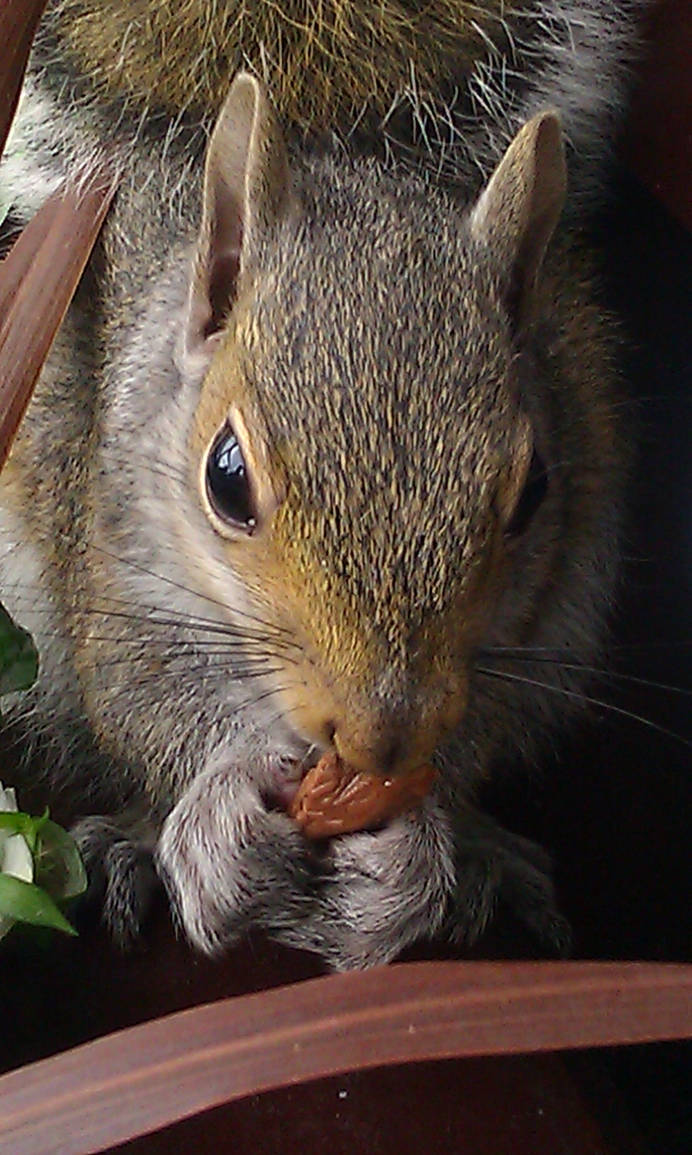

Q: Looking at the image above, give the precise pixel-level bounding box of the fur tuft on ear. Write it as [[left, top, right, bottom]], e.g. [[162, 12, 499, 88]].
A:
[[183, 72, 292, 369], [470, 111, 566, 327]]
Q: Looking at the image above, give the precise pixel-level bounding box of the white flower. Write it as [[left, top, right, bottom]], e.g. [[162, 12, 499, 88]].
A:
[[0, 781, 34, 940]]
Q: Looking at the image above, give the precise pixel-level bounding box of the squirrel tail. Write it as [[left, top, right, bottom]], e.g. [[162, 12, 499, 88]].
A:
[[38, 1, 647, 199]]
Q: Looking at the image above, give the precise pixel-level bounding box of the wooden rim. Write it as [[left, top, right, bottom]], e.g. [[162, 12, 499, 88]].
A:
[[0, 960, 691, 1154]]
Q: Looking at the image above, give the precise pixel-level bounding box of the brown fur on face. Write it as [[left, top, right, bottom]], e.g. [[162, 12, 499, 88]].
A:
[[184, 126, 574, 774]]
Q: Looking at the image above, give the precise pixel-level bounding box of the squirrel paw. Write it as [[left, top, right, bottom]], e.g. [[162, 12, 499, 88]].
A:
[[72, 816, 159, 949], [156, 786, 317, 955], [154, 768, 569, 969], [445, 815, 572, 957], [270, 803, 570, 970], [269, 800, 457, 970]]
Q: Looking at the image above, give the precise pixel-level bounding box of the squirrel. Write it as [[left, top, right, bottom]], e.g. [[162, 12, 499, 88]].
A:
[[0, 0, 642, 968]]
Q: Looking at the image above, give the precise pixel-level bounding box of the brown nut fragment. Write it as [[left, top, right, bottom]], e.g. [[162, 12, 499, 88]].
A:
[[288, 751, 436, 839]]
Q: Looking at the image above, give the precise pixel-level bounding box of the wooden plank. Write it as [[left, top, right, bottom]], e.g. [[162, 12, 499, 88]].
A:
[[0, 960, 690, 1155], [0, 0, 48, 160], [0, 177, 116, 468]]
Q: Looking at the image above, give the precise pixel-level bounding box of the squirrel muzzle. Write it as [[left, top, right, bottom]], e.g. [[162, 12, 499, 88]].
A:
[[277, 660, 469, 777]]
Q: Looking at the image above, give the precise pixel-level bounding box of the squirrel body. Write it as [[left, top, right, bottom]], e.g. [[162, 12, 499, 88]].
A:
[[0, 1, 639, 966]]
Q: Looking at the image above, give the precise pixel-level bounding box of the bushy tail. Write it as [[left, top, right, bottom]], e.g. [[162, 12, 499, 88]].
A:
[[36, 0, 648, 202]]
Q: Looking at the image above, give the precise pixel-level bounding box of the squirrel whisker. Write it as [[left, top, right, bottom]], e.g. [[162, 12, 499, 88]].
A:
[[475, 666, 692, 749], [477, 652, 692, 698], [89, 545, 297, 639]]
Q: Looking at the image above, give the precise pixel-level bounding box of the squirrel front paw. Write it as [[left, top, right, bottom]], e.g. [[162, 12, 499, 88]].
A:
[[269, 802, 570, 970], [156, 772, 316, 954], [445, 813, 572, 957], [155, 765, 569, 970], [270, 800, 458, 970], [72, 816, 159, 948]]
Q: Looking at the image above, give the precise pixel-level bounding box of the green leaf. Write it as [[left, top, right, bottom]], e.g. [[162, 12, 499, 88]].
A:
[[0, 604, 38, 695], [0, 874, 77, 935], [0, 809, 48, 854], [0, 811, 32, 836], [35, 819, 87, 900], [0, 809, 87, 899]]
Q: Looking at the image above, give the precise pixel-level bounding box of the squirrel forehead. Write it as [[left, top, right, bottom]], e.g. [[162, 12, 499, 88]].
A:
[[206, 294, 517, 624], [196, 164, 525, 617], [241, 170, 515, 418], [236, 210, 518, 475], [205, 175, 523, 495]]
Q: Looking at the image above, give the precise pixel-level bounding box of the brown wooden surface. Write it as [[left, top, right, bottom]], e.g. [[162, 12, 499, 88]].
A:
[[0, 180, 116, 468], [116, 1056, 643, 1155], [1, 916, 656, 1155], [0, 0, 47, 160], [2, 961, 690, 1154]]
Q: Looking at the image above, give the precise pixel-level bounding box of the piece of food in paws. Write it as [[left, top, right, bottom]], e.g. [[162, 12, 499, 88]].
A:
[[288, 752, 436, 838]]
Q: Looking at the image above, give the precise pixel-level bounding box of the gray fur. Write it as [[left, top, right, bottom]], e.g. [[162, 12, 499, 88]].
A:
[[378, 0, 647, 203]]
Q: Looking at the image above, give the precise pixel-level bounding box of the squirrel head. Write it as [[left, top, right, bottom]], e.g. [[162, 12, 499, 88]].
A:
[[177, 74, 567, 776]]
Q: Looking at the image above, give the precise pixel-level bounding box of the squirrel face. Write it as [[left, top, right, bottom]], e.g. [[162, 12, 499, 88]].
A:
[[179, 75, 566, 776]]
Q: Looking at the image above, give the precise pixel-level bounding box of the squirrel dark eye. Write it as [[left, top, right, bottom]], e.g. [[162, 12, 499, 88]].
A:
[[505, 448, 548, 538], [205, 423, 256, 531]]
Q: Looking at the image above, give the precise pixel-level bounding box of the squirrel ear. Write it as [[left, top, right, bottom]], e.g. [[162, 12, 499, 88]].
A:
[[183, 72, 292, 368], [470, 111, 566, 327]]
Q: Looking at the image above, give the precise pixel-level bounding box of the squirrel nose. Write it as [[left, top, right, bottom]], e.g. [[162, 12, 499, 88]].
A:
[[332, 727, 415, 777]]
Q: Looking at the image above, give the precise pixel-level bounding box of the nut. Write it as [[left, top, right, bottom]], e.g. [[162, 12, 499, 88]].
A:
[[288, 751, 436, 839]]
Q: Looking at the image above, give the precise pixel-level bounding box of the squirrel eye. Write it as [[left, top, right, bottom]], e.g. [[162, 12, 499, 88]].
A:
[[504, 448, 548, 538], [205, 423, 256, 531]]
